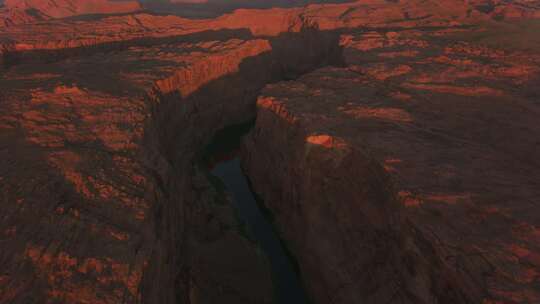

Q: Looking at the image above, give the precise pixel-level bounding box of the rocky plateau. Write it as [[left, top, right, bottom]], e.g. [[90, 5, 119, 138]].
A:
[[0, 0, 539, 304]]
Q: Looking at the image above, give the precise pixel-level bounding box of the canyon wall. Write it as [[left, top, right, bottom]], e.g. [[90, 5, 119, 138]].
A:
[[4, 0, 141, 18], [0, 17, 345, 303], [140, 23, 344, 303], [1, 1, 540, 303], [241, 95, 477, 304], [241, 23, 540, 303]]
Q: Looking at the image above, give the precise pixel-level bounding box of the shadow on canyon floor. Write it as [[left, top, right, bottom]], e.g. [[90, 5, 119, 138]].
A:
[[140, 23, 344, 304], [200, 119, 310, 304]]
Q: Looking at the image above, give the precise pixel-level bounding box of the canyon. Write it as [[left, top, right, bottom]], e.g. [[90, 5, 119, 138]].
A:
[[0, 0, 142, 26], [0, 1, 540, 304]]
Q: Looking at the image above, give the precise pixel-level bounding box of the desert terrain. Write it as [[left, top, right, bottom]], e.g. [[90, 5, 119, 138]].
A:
[[0, 0, 539, 303]]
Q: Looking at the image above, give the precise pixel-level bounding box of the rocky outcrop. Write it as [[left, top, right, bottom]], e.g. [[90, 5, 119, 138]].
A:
[[0, 6, 49, 27], [242, 24, 540, 304], [1, 1, 540, 304], [0, 0, 143, 29], [2, 0, 536, 67], [140, 23, 343, 303], [4, 0, 141, 18], [241, 88, 478, 304], [470, 0, 540, 19], [0, 13, 344, 303], [0, 0, 497, 59], [0, 33, 272, 304]]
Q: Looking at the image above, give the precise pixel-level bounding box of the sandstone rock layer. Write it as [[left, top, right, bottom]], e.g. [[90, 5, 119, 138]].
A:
[[1, 0, 540, 303], [242, 22, 540, 304]]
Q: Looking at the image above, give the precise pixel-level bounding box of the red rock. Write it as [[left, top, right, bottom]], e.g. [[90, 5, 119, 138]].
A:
[[4, 0, 141, 18], [1, 0, 540, 303], [242, 22, 540, 303], [470, 0, 540, 19]]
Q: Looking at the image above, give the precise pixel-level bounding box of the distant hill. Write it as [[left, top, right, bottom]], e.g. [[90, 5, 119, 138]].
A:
[[4, 0, 141, 18], [141, 0, 354, 18]]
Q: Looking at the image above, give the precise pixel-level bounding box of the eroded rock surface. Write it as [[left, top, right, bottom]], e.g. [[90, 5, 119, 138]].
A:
[[242, 22, 540, 304], [0, 34, 282, 303], [1, 0, 540, 303], [0, 6, 342, 302]]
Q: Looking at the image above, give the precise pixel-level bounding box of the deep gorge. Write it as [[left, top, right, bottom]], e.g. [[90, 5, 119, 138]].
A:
[[203, 120, 309, 304], [0, 22, 474, 303], [138, 21, 477, 303], [139, 23, 344, 304], [2, 2, 538, 304]]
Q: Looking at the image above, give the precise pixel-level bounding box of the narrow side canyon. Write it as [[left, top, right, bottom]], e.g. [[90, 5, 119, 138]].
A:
[[139, 22, 344, 303], [0, 19, 343, 304]]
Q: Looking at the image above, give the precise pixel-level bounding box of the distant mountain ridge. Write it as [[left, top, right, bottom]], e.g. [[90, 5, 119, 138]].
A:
[[1, 0, 540, 28], [4, 0, 141, 18]]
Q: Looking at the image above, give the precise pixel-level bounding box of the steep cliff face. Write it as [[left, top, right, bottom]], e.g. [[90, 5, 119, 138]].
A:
[[241, 23, 540, 304], [0, 14, 344, 303], [469, 0, 540, 19], [241, 95, 477, 304], [0, 6, 48, 27], [1, 1, 540, 304], [140, 24, 344, 303], [0, 0, 510, 59], [4, 0, 141, 18], [0, 37, 273, 304]]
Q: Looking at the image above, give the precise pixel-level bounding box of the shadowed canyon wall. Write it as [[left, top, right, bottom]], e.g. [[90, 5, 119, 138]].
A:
[[241, 98, 479, 304], [140, 0, 355, 19], [0, 19, 345, 304], [140, 21, 480, 304], [139, 22, 344, 303], [2, 1, 539, 303], [0, 19, 493, 304]]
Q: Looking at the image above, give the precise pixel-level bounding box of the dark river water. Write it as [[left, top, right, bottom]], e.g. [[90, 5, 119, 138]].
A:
[[201, 120, 308, 303], [211, 157, 308, 304]]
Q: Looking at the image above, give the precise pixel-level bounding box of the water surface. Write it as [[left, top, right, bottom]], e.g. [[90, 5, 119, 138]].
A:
[[211, 157, 308, 304]]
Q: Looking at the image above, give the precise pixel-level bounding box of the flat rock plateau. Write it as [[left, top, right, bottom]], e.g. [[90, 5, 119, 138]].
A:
[[1, 1, 540, 304]]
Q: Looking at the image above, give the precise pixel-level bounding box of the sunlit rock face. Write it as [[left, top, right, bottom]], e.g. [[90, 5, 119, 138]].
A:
[[0, 0, 141, 28], [0, 5, 342, 303], [469, 0, 540, 19], [0, 36, 277, 304], [4, 0, 141, 17], [140, 0, 355, 19], [1, 0, 540, 304], [171, 0, 208, 3], [242, 18, 540, 304]]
